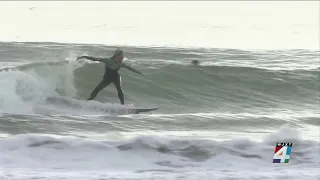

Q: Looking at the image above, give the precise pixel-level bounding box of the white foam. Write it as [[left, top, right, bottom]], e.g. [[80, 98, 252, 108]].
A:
[[0, 125, 319, 173], [0, 53, 134, 115], [0, 66, 65, 114]]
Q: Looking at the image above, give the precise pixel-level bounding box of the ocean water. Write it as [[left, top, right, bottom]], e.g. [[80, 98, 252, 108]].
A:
[[0, 1, 320, 180]]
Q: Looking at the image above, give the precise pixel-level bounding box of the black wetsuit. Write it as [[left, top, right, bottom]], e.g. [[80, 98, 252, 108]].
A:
[[88, 68, 124, 104], [79, 56, 142, 105]]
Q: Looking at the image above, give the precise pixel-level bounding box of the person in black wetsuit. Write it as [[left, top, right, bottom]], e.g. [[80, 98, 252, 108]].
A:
[[76, 49, 142, 105]]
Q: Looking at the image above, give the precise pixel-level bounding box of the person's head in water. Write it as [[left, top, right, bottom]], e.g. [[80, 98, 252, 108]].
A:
[[113, 48, 124, 62], [191, 60, 199, 65]]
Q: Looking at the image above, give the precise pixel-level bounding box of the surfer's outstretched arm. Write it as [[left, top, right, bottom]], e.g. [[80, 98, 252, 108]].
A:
[[76, 56, 107, 63], [121, 63, 142, 75]]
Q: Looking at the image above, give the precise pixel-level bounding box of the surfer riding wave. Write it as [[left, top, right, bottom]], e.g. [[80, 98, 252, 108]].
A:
[[76, 49, 143, 105]]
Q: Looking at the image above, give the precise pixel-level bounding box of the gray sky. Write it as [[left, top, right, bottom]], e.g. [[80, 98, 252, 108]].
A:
[[0, 1, 318, 49]]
